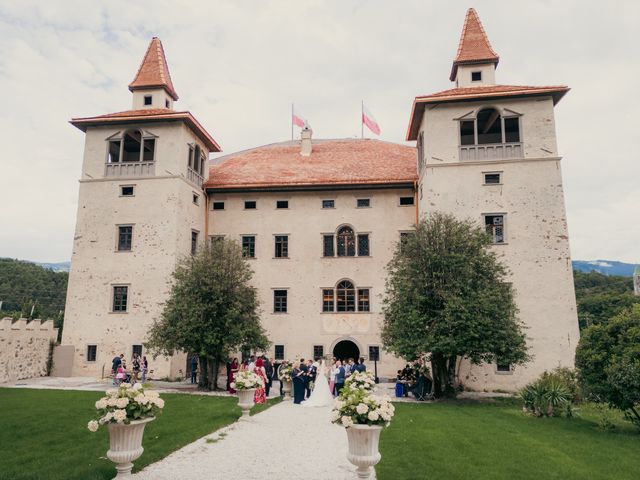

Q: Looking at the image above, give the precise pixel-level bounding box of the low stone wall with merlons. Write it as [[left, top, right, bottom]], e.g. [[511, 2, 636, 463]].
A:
[[0, 317, 58, 383]]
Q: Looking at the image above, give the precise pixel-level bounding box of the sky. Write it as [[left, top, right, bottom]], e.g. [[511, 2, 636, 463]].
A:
[[0, 0, 638, 263]]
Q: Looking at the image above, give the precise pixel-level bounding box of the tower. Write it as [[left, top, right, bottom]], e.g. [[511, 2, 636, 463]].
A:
[[61, 38, 220, 377], [407, 9, 580, 390]]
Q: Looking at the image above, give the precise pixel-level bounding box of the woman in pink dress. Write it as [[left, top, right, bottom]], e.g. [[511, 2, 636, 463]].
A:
[[253, 358, 267, 404], [228, 358, 239, 394]]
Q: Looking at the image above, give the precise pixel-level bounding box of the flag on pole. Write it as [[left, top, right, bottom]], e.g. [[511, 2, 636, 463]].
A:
[[292, 106, 308, 128], [362, 104, 381, 136]]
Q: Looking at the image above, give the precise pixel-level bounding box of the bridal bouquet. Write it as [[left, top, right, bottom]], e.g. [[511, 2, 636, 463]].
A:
[[231, 370, 264, 390], [87, 383, 164, 432], [331, 388, 395, 428], [278, 361, 293, 382], [344, 371, 376, 392]]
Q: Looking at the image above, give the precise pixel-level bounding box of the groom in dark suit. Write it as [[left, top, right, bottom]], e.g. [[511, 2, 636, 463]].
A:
[[305, 359, 317, 399]]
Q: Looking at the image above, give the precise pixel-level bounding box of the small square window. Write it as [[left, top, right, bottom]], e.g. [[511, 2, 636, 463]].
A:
[[144, 95, 152, 106], [86, 345, 97, 362], [244, 200, 257, 209], [368, 346, 380, 361], [322, 200, 335, 209], [193, 193, 200, 205], [471, 71, 482, 82], [132, 345, 143, 358], [313, 345, 324, 360], [276, 200, 289, 209], [357, 198, 370, 208], [497, 363, 511, 372], [274, 290, 288, 313], [212, 201, 225, 210], [484, 173, 502, 185], [399, 196, 414, 206], [274, 345, 285, 360], [120, 186, 134, 196]]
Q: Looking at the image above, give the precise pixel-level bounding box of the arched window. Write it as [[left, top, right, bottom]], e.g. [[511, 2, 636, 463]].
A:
[[322, 280, 370, 313], [337, 226, 356, 256]]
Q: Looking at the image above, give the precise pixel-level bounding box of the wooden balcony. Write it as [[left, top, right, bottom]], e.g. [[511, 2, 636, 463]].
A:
[[459, 143, 523, 162], [105, 161, 155, 177], [187, 167, 204, 187]]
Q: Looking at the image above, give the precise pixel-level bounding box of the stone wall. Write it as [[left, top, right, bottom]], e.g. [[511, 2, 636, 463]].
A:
[[0, 317, 58, 383]]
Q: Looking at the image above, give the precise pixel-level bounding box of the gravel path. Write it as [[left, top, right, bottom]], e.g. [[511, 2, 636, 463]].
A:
[[132, 399, 363, 480]]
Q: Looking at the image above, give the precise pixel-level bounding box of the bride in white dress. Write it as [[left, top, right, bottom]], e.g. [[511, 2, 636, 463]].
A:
[[302, 360, 334, 407]]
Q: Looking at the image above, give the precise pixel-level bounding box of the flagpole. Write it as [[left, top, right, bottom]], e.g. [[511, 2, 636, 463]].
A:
[[291, 103, 294, 140], [361, 100, 364, 139]]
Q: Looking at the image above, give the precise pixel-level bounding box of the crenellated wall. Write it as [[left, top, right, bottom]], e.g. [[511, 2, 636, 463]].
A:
[[0, 317, 58, 383]]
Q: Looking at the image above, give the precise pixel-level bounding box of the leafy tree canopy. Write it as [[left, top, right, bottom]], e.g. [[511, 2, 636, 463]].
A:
[[576, 304, 640, 428], [382, 213, 528, 398], [145, 240, 269, 390]]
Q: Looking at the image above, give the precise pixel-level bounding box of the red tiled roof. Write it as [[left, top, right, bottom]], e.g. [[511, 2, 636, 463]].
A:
[[206, 139, 416, 191], [70, 109, 221, 152], [128, 37, 179, 101], [450, 8, 499, 81], [406, 85, 570, 141]]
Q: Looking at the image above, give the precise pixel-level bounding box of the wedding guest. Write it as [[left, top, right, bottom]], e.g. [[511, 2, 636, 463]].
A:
[[225, 358, 232, 391], [115, 364, 127, 385], [329, 360, 340, 395], [273, 359, 283, 395], [190, 355, 199, 384], [132, 353, 141, 383], [334, 361, 346, 396], [292, 361, 305, 404], [264, 357, 274, 397], [228, 357, 239, 393], [346, 358, 356, 376], [141, 356, 149, 383], [248, 355, 256, 371], [306, 359, 317, 399], [253, 358, 267, 404], [111, 353, 124, 385], [355, 357, 367, 373]]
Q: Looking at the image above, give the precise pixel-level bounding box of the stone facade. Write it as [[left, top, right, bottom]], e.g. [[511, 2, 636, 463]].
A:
[[0, 318, 58, 383]]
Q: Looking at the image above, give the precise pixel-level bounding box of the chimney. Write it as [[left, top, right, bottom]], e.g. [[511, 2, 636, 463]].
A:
[[300, 127, 313, 156]]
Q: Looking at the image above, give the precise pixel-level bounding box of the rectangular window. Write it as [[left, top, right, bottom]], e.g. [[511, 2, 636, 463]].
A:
[[323, 235, 334, 257], [86, 345, 97, 362], [484, 173, 502, 184], [368, 346, 380, 361], [496, 363, 511, 372], [274, 290, 288, 313], [322, 289, 334, 312], [191, 230, 199, 254], [274, 345, 285, 361], [193, 193, 200, 205], [244, 200, 257, 209], [188, 146, 194, 169], [120, 185, 134, 196], [242, 236, 256, 258], [337, 287, 356, 312], [212, 201, 225, 210], [132, 345, 143, 357], [357, 198, 370, 208], [322, 199, 335, 209], [144, 95, 152, 105], [117, 226, 133, 252], [357, 234, 370, 256], [108, 141, 121, 163], [276, 200, 289, 209], [358, 289, 370, 312], [112, 286, 128, 312], [142, 138, 155, 161], [399, 196, 414, 206], [471, 71, 482, 82], [504, 117, 520, 143], [313, 345, 324, 360], [274, 235, 289, 258], [460, 120, 475, 146], [484, 215, 505, 244]]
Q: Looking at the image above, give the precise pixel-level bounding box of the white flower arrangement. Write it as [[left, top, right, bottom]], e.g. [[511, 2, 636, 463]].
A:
[[330, 387, 395, 428], [278, 361, 293, 382], [230, 370, 264, 390], [343, 371, 376, 392], [87, 383, 164, 431]]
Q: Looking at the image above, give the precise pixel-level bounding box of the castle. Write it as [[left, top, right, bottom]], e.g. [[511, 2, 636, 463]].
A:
[[61, 9, 579, 390]]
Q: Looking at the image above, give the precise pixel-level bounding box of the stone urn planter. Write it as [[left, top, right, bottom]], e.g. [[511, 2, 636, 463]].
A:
[[106, 417, 155, 478], [281, 380, 292, 400], [237, 388, 256, 419], [345, 424, 383, 479]]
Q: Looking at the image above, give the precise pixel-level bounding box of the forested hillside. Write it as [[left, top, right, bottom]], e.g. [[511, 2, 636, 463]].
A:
[[0, 258, 67, 330], [574, 270, 639, 328]]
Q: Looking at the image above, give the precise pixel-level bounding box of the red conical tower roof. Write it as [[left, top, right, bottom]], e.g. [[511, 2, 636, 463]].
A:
[[450, 8, 499, 81], [128, 37, 179, 101]]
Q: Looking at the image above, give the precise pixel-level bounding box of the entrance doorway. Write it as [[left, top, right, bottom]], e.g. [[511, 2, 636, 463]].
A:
[[333, 340, 360, 361]]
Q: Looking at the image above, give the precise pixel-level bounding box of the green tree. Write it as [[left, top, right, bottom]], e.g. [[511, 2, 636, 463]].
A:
[[145, 240, 269, 390], [575, 304, 640, 429], [382, 213, 528, 398]]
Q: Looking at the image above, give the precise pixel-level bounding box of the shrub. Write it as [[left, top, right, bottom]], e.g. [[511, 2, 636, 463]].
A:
[[520, 374, 573, 417]]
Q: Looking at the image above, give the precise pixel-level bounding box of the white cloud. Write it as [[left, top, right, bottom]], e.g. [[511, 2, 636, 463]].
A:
[[0, 0, 638, 263]]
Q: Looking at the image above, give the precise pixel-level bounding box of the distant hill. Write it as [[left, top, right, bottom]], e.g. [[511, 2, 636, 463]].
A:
[[33, 261, 70, 272], [572, 260, 637, 277]]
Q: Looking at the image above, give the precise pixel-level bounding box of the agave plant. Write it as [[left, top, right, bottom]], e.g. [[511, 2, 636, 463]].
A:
[[543, 380, 570, 416]]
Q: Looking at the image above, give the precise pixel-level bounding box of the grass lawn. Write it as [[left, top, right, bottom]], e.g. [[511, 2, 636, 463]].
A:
[[0, 388, 280, 480], [377, 398, 640, 480]]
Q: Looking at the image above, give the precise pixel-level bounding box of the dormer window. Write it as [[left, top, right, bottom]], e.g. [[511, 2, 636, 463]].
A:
[[471, 71, 482, 82], [144, 95, 152, 106]]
